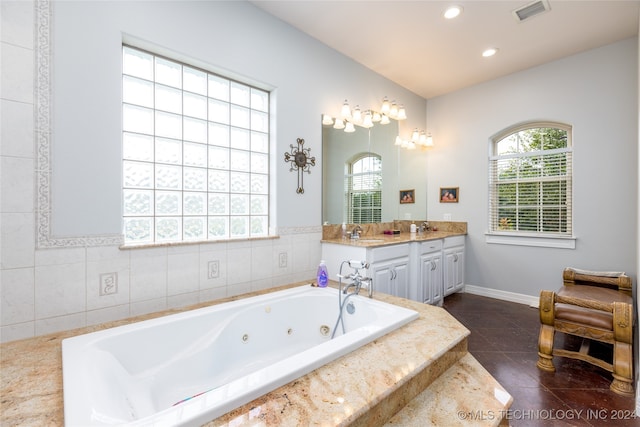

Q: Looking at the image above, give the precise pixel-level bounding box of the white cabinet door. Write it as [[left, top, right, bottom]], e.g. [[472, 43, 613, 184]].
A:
[[420, 252, 442, 305], [368, 244, 410, 298], [372, 261, 393, 295], [393, 259, 410, 299], [443, 246, 464, 296], [416, 240, 443, 306], [371, 257, 410, 298]]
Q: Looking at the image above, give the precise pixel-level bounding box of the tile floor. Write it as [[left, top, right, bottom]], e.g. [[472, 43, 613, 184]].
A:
[[443, 292, 638, 426]]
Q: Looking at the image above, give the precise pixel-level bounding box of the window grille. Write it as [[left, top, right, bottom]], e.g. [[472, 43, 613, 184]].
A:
[[122, 46, 270, 244], [346, 155, 382, 223], [489, 123, 572, 236]]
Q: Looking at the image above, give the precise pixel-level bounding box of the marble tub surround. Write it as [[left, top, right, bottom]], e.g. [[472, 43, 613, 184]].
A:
[[0, 281, 510, 426], [385, 353, 512, 427]]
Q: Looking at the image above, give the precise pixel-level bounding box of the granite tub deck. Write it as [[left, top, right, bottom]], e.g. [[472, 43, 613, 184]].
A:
[[0, 283, 511, 426]]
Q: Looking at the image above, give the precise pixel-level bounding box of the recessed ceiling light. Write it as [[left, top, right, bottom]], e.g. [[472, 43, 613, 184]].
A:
[[482, 48, 499, 57], [443, 5, 463, 19]]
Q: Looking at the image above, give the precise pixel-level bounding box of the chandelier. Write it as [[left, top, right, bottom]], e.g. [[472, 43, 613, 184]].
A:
[[323, 97, 433, 149]]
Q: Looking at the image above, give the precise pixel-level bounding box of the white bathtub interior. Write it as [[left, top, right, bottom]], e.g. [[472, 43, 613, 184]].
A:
[[62, 285, 419, 426]]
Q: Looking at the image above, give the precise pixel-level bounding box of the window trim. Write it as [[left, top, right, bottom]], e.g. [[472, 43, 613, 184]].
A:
[[121, 45, 272, 246], [486, 121, 575, 249], [345, 153, 383, 224]]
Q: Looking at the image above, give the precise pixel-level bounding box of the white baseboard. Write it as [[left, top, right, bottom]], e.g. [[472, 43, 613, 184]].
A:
[[463, 284, 539, 308]]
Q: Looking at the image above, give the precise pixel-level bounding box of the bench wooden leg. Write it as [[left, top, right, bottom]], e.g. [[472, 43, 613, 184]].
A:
[[537, 324, 556, 371], [611, 301, 634, 396], [537, 290, 556, 372]]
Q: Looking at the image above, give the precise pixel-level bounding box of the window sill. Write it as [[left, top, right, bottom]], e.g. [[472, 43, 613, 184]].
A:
[[119, 235, 280, 250], [485, 233, 576, 249]]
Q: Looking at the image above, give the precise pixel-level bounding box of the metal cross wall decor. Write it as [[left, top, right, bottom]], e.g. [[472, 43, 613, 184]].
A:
[[284, 137, 316, 194]]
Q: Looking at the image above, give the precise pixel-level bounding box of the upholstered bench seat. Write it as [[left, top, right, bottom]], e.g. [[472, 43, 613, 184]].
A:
[[555, 285, 633, 330]]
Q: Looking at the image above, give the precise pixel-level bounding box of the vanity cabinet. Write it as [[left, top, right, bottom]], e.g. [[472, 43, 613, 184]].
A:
[[368, 244, 410, 299], [443, 236, 465, 296], [321, 235, 465, 304], [416, 240, 443, 306]]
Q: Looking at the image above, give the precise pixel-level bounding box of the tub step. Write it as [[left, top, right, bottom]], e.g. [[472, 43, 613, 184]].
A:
[[384, 353, 512, 426]]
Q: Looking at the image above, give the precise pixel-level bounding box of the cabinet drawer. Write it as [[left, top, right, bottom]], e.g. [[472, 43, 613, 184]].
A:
[[443, 235, 465, 248], [368, 243, 410, 263], [419, 239, 443, 253]]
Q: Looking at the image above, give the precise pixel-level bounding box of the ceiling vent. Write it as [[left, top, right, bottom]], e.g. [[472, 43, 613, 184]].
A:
[[513, 0, 550, 22]]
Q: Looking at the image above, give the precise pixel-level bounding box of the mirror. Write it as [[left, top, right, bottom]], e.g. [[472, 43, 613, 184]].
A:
[[322, 119, 427, 225]]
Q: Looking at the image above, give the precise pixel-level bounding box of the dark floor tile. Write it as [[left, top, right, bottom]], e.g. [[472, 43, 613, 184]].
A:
[[475, 327, 539, 353], [506, 386, 592, 427], [550, 388, 638, 426], [443, 292, 637, 427], [472, 351, 541, 389], [466, 328, 497, 352], [538, 357, 614, 390]]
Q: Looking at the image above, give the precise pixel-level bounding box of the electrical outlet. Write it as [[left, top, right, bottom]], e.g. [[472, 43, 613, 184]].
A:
[[99, 272, 118, 296], [279, 252, 287, 268], [208, 260, 219, 279], [444, 213, 452, 221]]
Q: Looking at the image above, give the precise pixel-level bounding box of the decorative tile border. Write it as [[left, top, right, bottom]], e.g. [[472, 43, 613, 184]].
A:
[[32, 0, 314, 248], [34, 0, 128, 248]]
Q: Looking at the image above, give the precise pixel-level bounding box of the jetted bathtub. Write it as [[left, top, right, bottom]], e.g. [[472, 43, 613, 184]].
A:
[[62, 285, 419, 426]]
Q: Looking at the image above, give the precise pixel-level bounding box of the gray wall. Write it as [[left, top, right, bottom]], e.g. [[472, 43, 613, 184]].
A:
[[427, 37, 638, 298], [50, 0, 427, 235], [0, 0, 426, 342]]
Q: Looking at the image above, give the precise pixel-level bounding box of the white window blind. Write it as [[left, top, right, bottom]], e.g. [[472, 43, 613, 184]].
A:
[[122, 45, 270, 245], [489, 124, 572, 236], [345, 155, 382, 223]]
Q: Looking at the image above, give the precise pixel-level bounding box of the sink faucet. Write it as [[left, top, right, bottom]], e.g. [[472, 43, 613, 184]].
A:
[[421, 221, 430, 232], [350, 224, 363, 240]]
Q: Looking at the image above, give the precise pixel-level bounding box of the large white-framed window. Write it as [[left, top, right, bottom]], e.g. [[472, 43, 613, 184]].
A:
[[122, 45, 270, 245], [345, 154, 382, 223], [487, 122, 574, 248]]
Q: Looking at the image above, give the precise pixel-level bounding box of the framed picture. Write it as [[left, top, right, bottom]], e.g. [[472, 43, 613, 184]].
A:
[[440, 187, 459, 203], [399, 189, 415, 204]]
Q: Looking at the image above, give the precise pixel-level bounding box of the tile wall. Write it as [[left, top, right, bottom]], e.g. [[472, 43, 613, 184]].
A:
[[0, 1, 321, 343]]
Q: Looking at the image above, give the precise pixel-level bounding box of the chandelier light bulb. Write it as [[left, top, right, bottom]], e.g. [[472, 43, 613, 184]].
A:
[[333, 118, 345, 130], [380, 114, 390, 125], [362, 111, 374, 128], [419, 131, 427, 144], [344, 121, 356, 133], [340, 100, 351, 118], [397, 105, 407, 120], [381, 97, 390, 114], [352, 106, 362, 123], [372, 111, 381, 122], [426, 134, 434, 147], [322, 114, 334, 126], [390, 101, 398, 118]]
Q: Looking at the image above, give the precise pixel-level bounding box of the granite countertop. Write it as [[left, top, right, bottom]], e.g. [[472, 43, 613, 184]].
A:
[[0, 282, 509, 426], [321, 221, 467, 248], [321, 230, 466, 247]]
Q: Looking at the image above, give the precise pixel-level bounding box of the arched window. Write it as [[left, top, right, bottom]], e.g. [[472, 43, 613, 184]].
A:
[[489, 122, 573, 241], [346, 154, 382, 223]]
